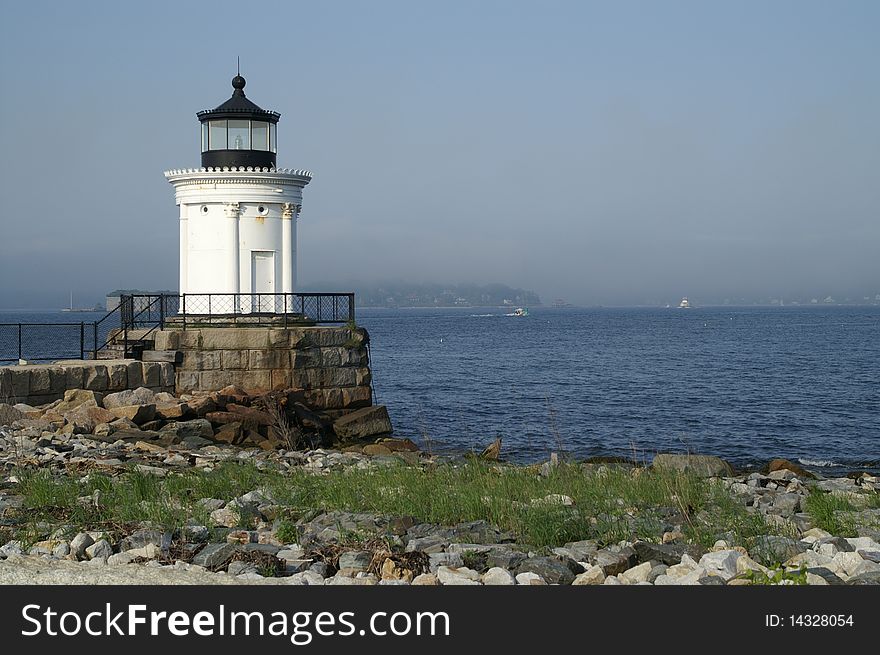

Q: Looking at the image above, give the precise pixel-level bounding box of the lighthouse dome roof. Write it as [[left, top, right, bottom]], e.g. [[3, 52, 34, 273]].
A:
[[197, 75, 280, 124]]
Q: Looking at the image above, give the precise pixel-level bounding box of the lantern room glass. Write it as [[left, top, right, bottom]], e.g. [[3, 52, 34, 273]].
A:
[[228, 120, 250, 150], [208, 120, 227, 150], [251, 121, 269, 151], [269, 123, 277, 153]]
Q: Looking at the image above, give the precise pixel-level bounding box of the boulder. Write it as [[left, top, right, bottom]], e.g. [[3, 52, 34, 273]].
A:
[[103, 387, 156, 410], [109, 404, 156, 425], [160, 419, 214, 440], [652, 453, 734, 478], [214, 385, 251, 407], [55, 389, 104, 413], [572, 566, 606, 585], [332, 405, 393, 440], [766, 458, 816, 479], [187, 396, 218, 417], [156, 403, 191, 421], [481, 567, 516, 585], [213, 422, 244, 445], [516, 556, 579, 585], [633, 541, 704, 566], [226, 404, 273, 426], [436, 566, 481, 585], [0, 403, 23, 426]]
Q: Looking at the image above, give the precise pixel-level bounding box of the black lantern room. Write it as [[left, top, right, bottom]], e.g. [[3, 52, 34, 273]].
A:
[[197, 75, 280, 169]]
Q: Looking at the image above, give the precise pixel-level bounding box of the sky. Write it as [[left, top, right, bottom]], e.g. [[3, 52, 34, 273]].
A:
[[1, 0, 878, 308]]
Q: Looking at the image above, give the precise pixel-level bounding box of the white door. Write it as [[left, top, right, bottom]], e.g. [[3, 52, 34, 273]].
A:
[[251, 251, 275, 312]]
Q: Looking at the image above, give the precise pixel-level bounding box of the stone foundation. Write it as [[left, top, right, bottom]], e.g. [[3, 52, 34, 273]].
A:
[[0, 360, 175, 406], [152, 326, 373, 412]]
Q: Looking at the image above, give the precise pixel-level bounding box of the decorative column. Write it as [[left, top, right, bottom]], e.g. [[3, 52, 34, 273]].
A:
[[179, 207, 188, 295], [223, 202, 241, 301], [281, 203, 300, 294]]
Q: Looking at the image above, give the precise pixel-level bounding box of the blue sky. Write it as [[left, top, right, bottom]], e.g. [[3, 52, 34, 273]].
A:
[[1, 0, 878, 307]]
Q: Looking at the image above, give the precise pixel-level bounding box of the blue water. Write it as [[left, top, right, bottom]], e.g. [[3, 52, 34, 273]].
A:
[[359, 306, 880, 472], [3, 306, 878, 472]]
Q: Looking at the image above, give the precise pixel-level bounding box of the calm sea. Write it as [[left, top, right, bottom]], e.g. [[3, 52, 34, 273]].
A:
[[2, 306, 878, 473], [359, 306, 880, 473]]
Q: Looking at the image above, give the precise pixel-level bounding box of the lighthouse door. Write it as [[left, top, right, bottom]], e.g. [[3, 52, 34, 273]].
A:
[[251, 251, 276, 312]]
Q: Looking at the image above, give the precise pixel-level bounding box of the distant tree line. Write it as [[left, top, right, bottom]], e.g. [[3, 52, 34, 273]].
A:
[[301, 282, 541, 308]]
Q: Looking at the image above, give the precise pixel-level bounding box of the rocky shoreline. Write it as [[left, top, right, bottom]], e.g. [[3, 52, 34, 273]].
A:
[[1, 387, 878, 586]]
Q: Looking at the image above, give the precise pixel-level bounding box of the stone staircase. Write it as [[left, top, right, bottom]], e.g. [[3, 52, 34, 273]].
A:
[[95, 328, 156, 360]]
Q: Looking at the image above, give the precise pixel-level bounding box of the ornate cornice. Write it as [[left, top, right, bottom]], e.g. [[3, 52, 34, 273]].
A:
[[164, 166, 312, 187]]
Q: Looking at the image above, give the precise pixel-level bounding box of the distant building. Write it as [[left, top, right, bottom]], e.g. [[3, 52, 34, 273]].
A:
[[105, 290, 177, 311]]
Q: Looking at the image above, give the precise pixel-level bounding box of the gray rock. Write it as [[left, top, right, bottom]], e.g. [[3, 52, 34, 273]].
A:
[[482, 567, 515, 585], [70, 533, 94, 560], [619, 562, 654, 584], [192, 543, 237, 569], [338, 550, 373, 572], [309, 561, 333, 578], [648, 564, 668, 583], [180, 436, 214, 449], [85, 539, 113, 560], [162, 419, 214, 440], [405, 535, 447, 553], [198, 498, 226, 512], [805, 567, 847, 585], [436, 566, 481, 585], [633, 541, 704, 566], [0, 403, 23, 426], [561, 540, 599, 562], [769, 493, 801, 515], [593, 550, 630, 576], [277, 547, 306, 561], [515, 572, 546, 585], [103, 387, 156, 410], [486, 549, 527, 570], [847, 571, 880, 585], [751, 535, 808, 565], [815, 536, 854, 556], [516, 556, 578, 585], [428, 552, 463, 573], [183, 525, 210, 543], [653, 453, 734, 478], [859, 550, 880, 564], [227, 561, 258, 576], [332, 405, 393, 440], [119, 529, 172, 552], [699, 550, 742, 580]]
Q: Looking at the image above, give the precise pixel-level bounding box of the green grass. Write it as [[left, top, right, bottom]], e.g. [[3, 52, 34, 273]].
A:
[[803, 488, 858, 537], [9, 460, 788, 550]]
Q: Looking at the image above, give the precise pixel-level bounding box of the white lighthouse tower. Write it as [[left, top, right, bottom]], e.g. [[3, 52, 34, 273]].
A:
[[165, 73, 311, 309]]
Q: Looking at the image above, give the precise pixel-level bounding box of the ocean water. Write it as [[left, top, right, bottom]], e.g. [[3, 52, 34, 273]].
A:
[[2, 306, 878, 473], [359, 306, 880, 473]]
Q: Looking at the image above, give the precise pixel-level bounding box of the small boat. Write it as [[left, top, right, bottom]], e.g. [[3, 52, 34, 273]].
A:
[[678, 297, 691, 309], [506, 307, 529, 317]]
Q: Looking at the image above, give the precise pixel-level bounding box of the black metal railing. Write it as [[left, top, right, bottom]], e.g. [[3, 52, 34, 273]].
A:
[[176, 293, 355, 327], [0, 323, 92, 363], [0, 292, 355, 363]]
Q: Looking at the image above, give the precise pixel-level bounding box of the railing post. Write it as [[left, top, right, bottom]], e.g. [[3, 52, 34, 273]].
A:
[[159, 295, 165, 329], [17, 324, 22, 361], [283, 294, 288, 329], [182, 294, 186, 330], [93, 322, 98, 359], [80, 322, 85, 360]]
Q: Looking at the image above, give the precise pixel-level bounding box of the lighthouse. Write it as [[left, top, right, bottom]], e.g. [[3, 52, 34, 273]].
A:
[[165, 73, 311, 308]]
